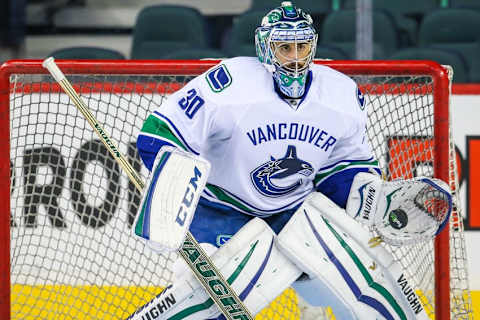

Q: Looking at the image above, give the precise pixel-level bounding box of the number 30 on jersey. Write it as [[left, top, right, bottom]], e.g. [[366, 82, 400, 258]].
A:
[[178, 88, 204, 119]]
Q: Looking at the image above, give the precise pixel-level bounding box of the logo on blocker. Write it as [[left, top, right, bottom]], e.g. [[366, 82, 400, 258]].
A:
[[175, 166, 203, 226], [206, 64, 232, 92]]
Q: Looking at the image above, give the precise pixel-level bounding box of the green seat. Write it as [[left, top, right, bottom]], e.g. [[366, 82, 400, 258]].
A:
[[131, 5, 208, 59], [342, 0, 422, 46], [342, 0, 438, 18], [293, 0, 332, 14], [393, 14, 419, 47], [249, 0, 332, 30], [321, 9, 399, 59], [388, 47, 469, 83], [419, 8, 480, 44], [131, 41, 194, 60], [450, 0, 480, 10], [321, 42, 386, 59], [49, 47, 125, 59], [419, 8, 480, 82], [249, 0, 333, 31], [224, 10, 265, 57], [315, 44, 350, 60], [250, 0, 332, 14], [161, 48, 226, 60]]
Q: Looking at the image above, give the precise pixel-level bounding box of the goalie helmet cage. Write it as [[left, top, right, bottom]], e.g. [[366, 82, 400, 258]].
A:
[[0, 59, 472, 320]]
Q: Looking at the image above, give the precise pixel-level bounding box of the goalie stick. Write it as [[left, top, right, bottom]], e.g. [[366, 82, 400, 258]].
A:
[[42, 57, 253, 320]]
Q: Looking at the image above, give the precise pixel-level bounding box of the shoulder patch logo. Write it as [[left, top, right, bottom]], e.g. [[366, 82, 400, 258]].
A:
[[357, 87, 365, 110], [206, 64, 232, 93]]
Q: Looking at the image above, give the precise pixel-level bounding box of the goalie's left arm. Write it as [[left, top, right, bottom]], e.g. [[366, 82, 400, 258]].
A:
[[345, 172, 452, 246]]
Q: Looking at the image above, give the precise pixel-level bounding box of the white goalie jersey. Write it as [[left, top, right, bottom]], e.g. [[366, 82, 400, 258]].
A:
[[137, 57, 380, 216]]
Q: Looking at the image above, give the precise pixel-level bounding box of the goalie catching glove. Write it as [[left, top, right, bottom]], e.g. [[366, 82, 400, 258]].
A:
[[133, 146, 211, 252], [346, 173, 452, 246]]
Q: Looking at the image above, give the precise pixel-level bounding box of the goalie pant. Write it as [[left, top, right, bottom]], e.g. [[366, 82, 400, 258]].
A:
[[127, 192, 429, 320]]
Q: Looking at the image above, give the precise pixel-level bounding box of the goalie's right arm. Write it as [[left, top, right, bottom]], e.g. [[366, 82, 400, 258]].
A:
[[133, 146, 211, 253]]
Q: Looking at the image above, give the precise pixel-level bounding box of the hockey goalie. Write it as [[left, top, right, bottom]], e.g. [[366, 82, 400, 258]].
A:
[[127, 2, 452, 319]]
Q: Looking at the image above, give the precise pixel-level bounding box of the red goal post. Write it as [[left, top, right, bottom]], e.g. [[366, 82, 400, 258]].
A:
[[0, 59, 472, 319]]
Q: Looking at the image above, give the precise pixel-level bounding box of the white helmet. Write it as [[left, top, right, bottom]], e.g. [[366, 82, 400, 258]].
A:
[[255, 2, 318, 98]]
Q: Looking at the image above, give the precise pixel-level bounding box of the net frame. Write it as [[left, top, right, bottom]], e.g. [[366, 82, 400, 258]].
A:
[[0, 59, 469, 320]]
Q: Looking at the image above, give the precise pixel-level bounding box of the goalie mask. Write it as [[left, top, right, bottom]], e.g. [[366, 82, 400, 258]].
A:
[[255, 1, 318, 98]]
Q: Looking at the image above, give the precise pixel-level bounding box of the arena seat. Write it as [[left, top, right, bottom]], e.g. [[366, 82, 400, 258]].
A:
[[250, 0, 332, 14], [49, 46, 125, 59], [223, 10, 265, 57], [388, 47, 469, 83], [419, 8, 480, 82], [342, 0, 418, 47], [315, 44, 350, 60], [321, 9, 399, 59], [249, 0, 332, 31], [341, 0, 438, 19], [449, 0, 480, 10], [131, 5, 208, 59], [160, 48, 226, 60], [342, 0, 439, 46]]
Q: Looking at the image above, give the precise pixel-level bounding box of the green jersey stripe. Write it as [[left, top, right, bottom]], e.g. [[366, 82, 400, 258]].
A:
[[313, 160, 379, 186], [140, 114, 188, 151], [205, 184, 255, 214]]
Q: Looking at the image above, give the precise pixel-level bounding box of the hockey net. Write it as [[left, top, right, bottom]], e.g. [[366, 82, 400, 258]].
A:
[[0, 60, 472, 319]]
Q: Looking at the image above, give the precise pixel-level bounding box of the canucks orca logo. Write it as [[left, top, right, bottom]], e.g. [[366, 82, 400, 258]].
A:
[[250, 145, 313, 197]]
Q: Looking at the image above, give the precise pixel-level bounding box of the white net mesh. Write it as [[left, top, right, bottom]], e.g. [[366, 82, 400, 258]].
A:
[[4, 61, 472, 319]]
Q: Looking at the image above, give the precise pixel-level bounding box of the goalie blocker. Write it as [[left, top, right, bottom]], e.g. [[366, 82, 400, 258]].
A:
[[133, 146, 211, 252]]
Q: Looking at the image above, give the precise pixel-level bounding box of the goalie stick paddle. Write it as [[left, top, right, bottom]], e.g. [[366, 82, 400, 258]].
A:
[[42, 57, 253, 320]]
